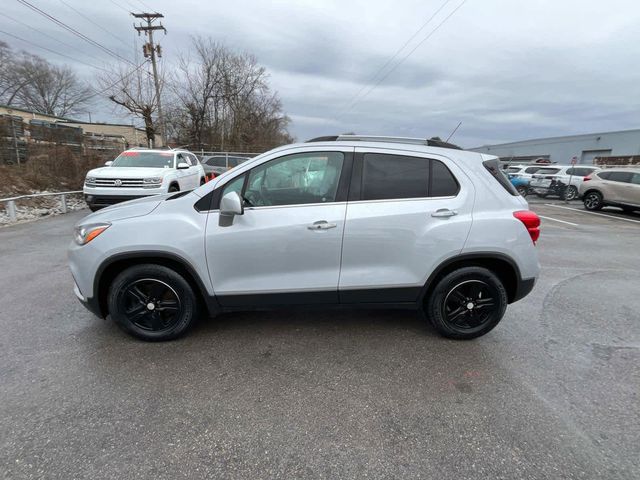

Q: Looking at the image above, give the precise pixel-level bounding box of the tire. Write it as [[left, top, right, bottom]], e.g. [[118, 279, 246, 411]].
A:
[[536, 192, 548, 198], [107, 264, 198, 341], [88, 205, 101, 212], [563, 185, 578, 201], [168, 183, 179, 193], [583, 191, 603, 211], [516, 185, 528, 197], [622, 206, 636, 213], [425, 266, 508, 340]]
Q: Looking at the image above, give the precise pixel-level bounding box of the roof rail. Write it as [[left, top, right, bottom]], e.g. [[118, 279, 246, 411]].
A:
[[306, 134, 462, 150]]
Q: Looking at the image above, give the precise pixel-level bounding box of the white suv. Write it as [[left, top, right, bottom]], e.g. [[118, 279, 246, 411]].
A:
[[83, 148, 206, 211], [529, 165, 600, 200], [69, 136, 540, 341]]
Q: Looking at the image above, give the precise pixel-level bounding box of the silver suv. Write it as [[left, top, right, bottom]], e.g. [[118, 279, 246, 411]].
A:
[[69, 136, 541, 341]]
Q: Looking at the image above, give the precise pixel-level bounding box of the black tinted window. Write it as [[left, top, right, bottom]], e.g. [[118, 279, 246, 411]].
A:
[[597, 171, 611, 180], [206, 157, 226, 167], [362, 154, 429, 200], [483, 158, 519, 196], [608, 172, 633, 183], [431, 160, 459, 196], [525, 166, 541, 174], [567, 167, 595, 176]]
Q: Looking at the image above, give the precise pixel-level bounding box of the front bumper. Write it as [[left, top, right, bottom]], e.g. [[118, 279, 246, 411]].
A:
[[84, 193, 152, 208], [73, 279, 103, 318]]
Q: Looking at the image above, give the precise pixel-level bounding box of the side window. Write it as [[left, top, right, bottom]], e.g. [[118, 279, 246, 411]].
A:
[[431, 160, 459, 197], [207, 157, 226, 167], [525, 167, 541, 174], [177, 153, 190, 166], [631, 173, 640, 185], [608, 172, 633, 183], [570, 167, 594, 176], [245, 152, 344, 207], [188, 153, 198, 166], [222, 173, 246, 198], [362, 154, 429, 200], [565, 168, 575, 176], [597, 171, 611, 180]]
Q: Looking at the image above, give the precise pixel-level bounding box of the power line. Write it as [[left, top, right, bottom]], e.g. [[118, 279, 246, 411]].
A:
[[0, 12, 78, 52], [0, 28, 113, 74], [339, 0, 468, 118], [15, 0, 136, 67], [340, 0, 453, 116], [136, 0, 156, 12], [58, 0, 131, 49], [85, 60, 150, 101], [108, 0, 130, 14]]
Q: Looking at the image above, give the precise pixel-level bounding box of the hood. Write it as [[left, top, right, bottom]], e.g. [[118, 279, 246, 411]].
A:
[[87, 166, 170, 178], [77, 193, 172, 225]]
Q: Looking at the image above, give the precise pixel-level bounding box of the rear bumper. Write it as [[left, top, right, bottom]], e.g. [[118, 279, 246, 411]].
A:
[[512, 277, 536, 303]]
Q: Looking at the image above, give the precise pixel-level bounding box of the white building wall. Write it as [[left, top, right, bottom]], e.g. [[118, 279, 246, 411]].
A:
[[471, 129, 640, 164]]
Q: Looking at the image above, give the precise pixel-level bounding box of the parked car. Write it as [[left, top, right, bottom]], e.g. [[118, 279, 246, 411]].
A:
[[509, 175, 531, 196], [505, 164, 544, 180], [69, 135, 540, 341], [200, 155, 249, 177], [529, 165, 600, 200], [579, 168, 640, 212], [83, 148, 206, 211]]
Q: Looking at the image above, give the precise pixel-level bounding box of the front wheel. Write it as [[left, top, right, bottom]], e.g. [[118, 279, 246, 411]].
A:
[[108, 264, 198, 341], [424, 267, 508, 340], [583, 191, 603, 210]]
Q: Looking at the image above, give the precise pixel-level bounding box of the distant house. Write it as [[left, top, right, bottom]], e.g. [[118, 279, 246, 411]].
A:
[[0, 104, 160, 149]]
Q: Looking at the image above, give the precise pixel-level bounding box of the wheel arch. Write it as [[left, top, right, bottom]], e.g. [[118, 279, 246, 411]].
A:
[[419, 253, 522, 305], [94, 251, 219, 319]]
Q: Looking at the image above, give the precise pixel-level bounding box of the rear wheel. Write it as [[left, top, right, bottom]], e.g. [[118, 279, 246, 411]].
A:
[[563, 185, 578, 201], [583, 191, 603, 210], [108, 264, 198, 341], [425, 267, 508, 340]]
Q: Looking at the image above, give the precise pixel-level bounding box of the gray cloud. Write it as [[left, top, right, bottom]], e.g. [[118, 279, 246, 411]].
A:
[[2, 0, 639, 148]]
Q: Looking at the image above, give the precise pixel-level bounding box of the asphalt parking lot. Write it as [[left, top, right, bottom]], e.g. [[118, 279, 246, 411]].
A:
[[1, 202, 638, 479]]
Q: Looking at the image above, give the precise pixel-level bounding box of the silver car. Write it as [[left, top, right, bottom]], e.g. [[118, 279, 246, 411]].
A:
[[68, 136, 540, 341], [579, 168, 640, 212]]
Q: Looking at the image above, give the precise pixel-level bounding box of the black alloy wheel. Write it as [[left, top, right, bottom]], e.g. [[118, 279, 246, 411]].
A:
[[108, 264, 198, 341], [442, 280, 498, 332], [119, 279, 182, 332], [425, 266, 508, 339], [584, 191, 603, 210]]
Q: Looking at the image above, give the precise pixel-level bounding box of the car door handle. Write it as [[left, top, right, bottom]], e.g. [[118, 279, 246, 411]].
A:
[[431, 208, 458, 218], [307, 221, 337, 230]]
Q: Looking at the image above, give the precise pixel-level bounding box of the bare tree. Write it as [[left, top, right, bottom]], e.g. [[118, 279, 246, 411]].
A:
[[168, 37, 292, 151], [16, 56, 93, 117], [97, 62, 162, 146], [1, 42, 92, 116]]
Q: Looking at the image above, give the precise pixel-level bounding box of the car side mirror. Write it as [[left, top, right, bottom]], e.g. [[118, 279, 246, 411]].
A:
[[219, 191, 244, 227], [105, 161, 113, 166], [177, 162, 189, 169]]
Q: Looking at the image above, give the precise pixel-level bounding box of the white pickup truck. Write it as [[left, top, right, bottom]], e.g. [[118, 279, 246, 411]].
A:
[[83, 148, 206, 211]]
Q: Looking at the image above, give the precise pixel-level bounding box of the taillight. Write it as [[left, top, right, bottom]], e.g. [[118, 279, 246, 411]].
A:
[[583, 176, 591, 182], [513, 210, 541, 244]]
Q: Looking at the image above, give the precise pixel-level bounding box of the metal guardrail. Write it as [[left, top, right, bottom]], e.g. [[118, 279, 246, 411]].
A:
[[0, 190, 83, 223]]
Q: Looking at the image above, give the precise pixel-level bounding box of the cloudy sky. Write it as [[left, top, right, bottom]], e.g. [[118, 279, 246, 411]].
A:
[[2, 0, 640, 148]]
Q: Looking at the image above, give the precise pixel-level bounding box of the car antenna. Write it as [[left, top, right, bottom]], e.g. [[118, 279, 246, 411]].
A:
[[445, 121, 462, 143]]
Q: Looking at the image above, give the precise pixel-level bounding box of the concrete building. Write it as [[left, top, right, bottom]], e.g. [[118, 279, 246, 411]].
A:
[[0, 105, 159, 148], [471, 128, 640, 165]]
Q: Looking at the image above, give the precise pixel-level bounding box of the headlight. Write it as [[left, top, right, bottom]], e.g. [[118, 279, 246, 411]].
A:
[[143, 177, 162, 184], [85, 177, 96, 185], [74, 222, 111, 245]]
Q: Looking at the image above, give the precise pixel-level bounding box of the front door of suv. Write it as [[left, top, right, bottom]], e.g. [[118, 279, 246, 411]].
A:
[[338, 148, 474, 303], [206, 148, 353, 306]]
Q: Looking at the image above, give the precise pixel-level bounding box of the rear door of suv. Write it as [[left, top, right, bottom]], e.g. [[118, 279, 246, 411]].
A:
[[338, 148, 474, 303]]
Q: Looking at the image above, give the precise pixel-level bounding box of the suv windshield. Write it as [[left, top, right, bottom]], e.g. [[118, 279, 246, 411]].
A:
[[111, 151, 175, 168]]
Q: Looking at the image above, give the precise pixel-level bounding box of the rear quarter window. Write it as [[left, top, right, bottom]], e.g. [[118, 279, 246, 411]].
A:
[[482, 158, 519, 196]]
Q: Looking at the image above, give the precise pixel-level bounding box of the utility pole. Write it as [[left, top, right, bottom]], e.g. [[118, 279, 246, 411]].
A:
[[133, 12, 166, 146]]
